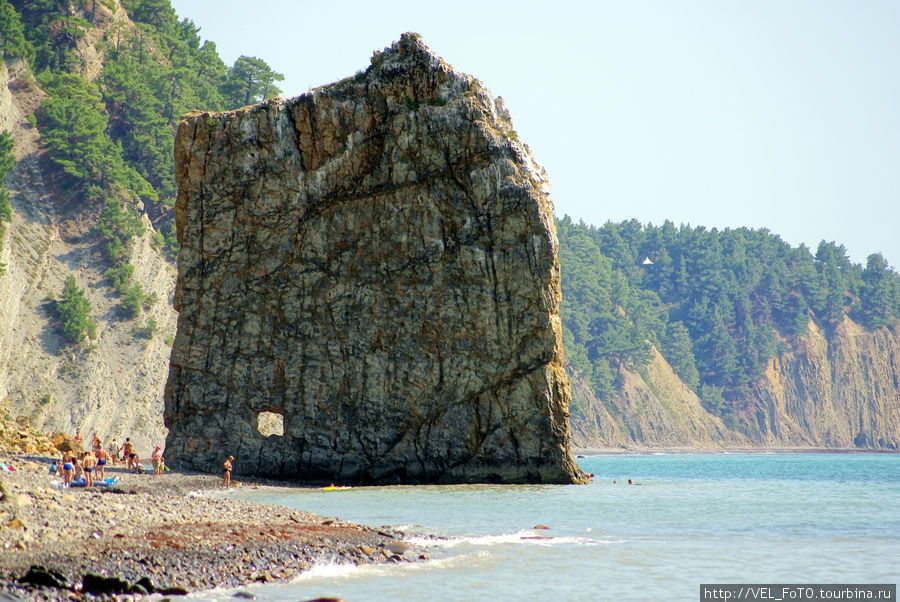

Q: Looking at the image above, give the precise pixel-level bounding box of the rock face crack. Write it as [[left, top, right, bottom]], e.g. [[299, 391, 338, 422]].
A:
[[164, 33, 580, 484]]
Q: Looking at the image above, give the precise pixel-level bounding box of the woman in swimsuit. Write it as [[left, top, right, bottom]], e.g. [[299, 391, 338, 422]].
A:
[[151, 446, 164, 477], [61, 454, 74, 487]]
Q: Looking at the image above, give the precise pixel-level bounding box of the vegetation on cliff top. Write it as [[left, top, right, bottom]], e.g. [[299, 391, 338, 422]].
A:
[[559, 217, 900, 423], [2, 0, 282, 320]]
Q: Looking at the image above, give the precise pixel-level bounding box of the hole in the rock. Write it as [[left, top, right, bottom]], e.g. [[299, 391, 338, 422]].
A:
[[257, 411, 284, 437]]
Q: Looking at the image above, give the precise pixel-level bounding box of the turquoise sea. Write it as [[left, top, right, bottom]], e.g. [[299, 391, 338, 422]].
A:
[[195, 453, 900, 601]]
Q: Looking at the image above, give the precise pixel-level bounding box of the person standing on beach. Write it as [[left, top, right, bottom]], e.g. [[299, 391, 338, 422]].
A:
[[223, 455, 234, 488], [61, 453, 74, 487], [108, 438, 120, 466], [73, 430, 84, 455], [123, 438, 136, 470], [95, 443, 108, 480], [91, 432, 101, 453], [151, 446, 164, 477], [82, 451, 96, 487]]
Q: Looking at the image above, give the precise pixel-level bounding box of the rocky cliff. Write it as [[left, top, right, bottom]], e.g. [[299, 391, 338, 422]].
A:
[[0, 6, 176, 454], [569, 347, 741, 449], [164, 33, 581, 484], [743, 319, 900, 448], [569, 318, 900, 450]]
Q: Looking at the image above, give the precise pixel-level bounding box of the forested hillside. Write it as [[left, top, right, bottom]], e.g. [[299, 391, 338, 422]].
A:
[[558, 217, 900, 440], [1, 0, 897, 450], [5, 0, 284, 317], [0, 0, 285, 448]]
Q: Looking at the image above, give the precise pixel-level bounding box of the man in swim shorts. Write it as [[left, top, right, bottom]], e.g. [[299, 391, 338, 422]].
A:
[[123, 438, 136, 470], [73, 430, 84, 455], [95, 443, 108, 480], [82, 451, 96, 487], [223, 455, 234, 488]]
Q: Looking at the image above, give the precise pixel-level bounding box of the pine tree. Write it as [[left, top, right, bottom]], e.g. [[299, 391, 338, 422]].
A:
[[57, 276, 97, 344], [221, 56, 284, 108], [0, 0, 33, 63], [661, 321, 699, 389], [859, 254, 898, 329]]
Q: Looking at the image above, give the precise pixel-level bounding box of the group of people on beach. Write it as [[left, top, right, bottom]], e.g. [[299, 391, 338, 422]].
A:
[[49, 429, 238, 489], [50, 431, 166, 487]]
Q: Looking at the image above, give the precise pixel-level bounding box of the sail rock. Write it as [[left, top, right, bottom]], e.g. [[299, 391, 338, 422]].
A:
[[164, 33, 581, 484]]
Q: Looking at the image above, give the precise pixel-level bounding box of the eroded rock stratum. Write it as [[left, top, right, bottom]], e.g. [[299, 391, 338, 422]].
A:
[[164, 33, 581, 484]]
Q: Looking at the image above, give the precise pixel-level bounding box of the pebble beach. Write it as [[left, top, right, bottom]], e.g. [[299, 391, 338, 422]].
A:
[[0, 453, 425, 600]]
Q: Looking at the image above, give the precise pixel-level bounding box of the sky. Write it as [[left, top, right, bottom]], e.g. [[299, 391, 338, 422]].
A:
[[170, 0, 900, 269]]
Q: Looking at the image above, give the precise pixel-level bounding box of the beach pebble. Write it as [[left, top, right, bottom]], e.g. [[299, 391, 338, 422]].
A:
[[0, 453, 426, 600], [385, 541, 408, 555]]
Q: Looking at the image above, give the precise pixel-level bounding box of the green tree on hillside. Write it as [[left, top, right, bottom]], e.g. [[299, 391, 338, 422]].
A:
[[158, 19, 229, 123], [0, 0, 33, 63], [103, 13, 228, 213], [36, 71, 157, 319], [222, 55, 284, 107], [123, 0, 177, 32], [36, 72, 112, 184], [103, 34, 176, 205], [0, 130, 13, 212], [557, 216, 900, 422], [57, 275, 97, 344], [10, 0, 85, 71], [858, 253, 899, 329], [557, 217, 657, 398], [36, 72, 156, 202], [0, 130, 14, 276], [660, 321, 699, 389]]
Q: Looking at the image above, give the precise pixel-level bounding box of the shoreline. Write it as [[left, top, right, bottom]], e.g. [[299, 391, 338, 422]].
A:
[[0, 453, 426, 600], [3, 445, 894, 598], [573, 446, 900, 455]]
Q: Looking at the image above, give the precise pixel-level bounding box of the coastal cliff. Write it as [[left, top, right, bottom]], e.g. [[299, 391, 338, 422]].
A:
[[569, 347, 740, 449], [569, 318, 900, 450], [164, 34, 581, 484], [0, 24, 175, 453], [744, 319, 900, 448]]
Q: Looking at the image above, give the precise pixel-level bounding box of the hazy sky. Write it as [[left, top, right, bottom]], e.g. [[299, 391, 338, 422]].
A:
[[170, 0, 900, 268]]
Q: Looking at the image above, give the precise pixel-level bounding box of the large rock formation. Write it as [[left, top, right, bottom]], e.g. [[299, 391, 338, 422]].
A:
[[164, 34, 581, 484]]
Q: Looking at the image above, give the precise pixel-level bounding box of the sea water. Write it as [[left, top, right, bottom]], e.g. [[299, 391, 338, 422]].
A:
[[193, 454, 900, 601]]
